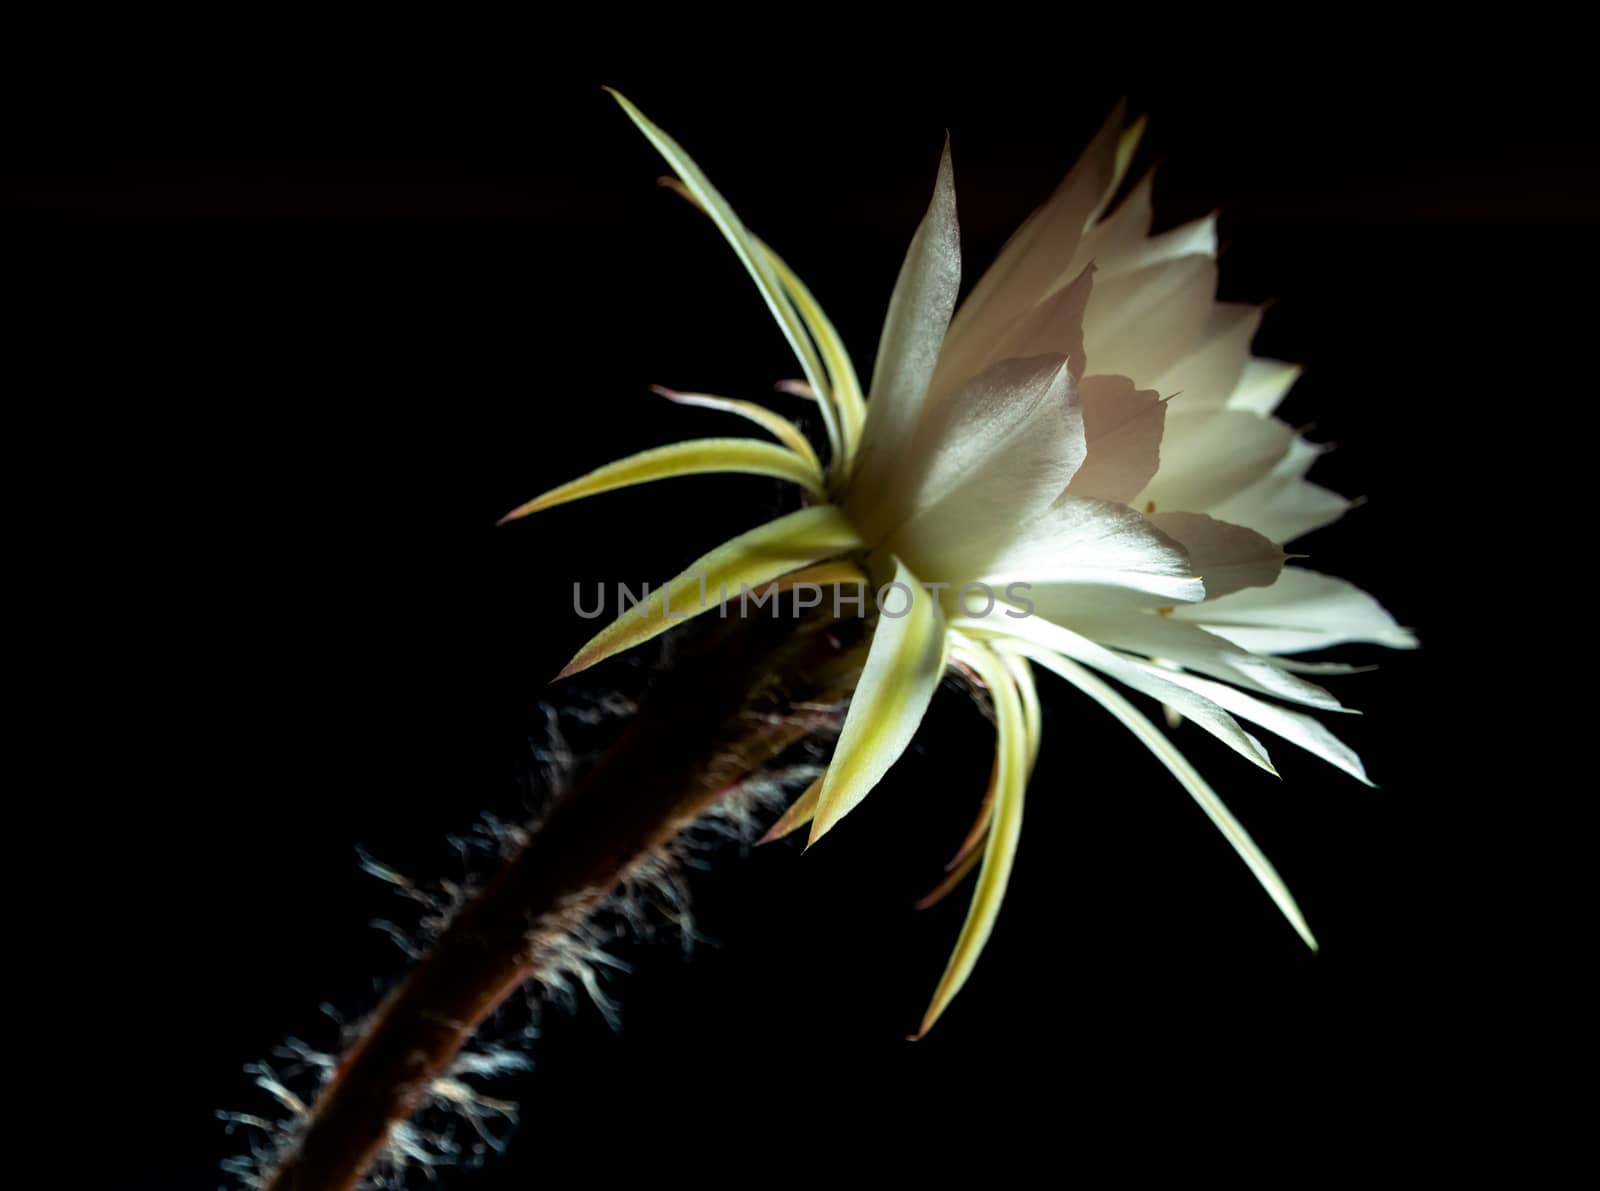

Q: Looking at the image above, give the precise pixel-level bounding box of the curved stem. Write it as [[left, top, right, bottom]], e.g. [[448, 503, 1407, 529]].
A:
[[262, 610, 863, 1190]]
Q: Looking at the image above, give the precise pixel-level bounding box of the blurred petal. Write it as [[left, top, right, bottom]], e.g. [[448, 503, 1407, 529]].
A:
[[1170, 567, 1418, 654], [809, 558, 948, 843], [916, 841, 984, 911], [1070, 171, 1153, 276], [556, 505, 863, 678], [946, 106, 1125, 360], [1228, 357, 1303, 416], [769, 559, 869, 595], [943, 752, 999, 875], [1072, 173, 1219, 279], [1005, 643, 1317, 949], [498, 437, 824, 523]]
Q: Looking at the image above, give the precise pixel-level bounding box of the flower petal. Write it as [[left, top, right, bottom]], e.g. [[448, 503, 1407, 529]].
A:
[[956, 612, 1275, 774], [1148, 511, 1286, 599], [1060, 608, 1344, 711], [1072, 173, 1219, 280], [1141, 664, 1371, 785], [945, 106, 1125, 363], [916, 638, 1029, 1036], [1001, 642, 1317, 950], [1066, 374, 1167, 505], [1082, 255, 1219, 386], [556, 505, 863, 678], [1138, 409, 1296, 515], [809, 557, 948, 844], [1146, 302, 1262, 411], [1169, 567, 1418, 654], [850, 141, 961, 518], [938, 263, 1093, 393], [1205, 438, 1351, 545], [1227, 357, 1303, 417], [497, 437, 824, 524], [878, 354, 1082, 556], [964, 495, 1203, 607]]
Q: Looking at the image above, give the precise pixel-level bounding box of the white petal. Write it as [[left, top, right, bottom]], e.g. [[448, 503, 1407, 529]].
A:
[[1139, 409, 1295, 515], [810, 558, 948, 843], [1206, 438, 1351, 544], [1148, 511, 1286, 599], [952, 264, 1093, 385], [1022, 581, 1198, 622], [1065, 374, 1167, 505], [1075, 176, 1219, 280], [850, 142, 961, 515], [957, 495, 1203, 607], [1170, 567, 1418, 654], [1228, 357, 1303, 416], [1146, 302, 1262, 410], [1142, 665, 1372, 785], [1081, 255, 1219, 386], [956, 612, 1275, 773], [878, 354, 1082, 557], [1066, 173, 1147, 279], [1062, 608, 1344, 710], [944, 108, 1125, 368]]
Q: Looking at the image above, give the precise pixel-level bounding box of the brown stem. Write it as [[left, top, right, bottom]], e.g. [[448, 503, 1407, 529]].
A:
[[262, 609, 864, 1190]]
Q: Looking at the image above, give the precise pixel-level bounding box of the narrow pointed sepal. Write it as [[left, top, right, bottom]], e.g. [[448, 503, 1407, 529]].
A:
[[807, 557, 948, 845], [758, 774, 823, 845], [555, 505, 863, 679], [499, 438, 824, 524], [915, 640, 1030, 1037], [1005, 642, 1318, 951], [650, 386, 822, 472], [917, 841, 985, 910]]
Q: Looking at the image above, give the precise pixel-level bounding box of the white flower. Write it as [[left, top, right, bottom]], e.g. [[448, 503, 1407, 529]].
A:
[[501, 91, 1417, 1035]]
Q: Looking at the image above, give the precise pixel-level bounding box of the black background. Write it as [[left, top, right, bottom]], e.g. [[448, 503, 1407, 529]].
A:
[[11, 25, 1586, 1187]]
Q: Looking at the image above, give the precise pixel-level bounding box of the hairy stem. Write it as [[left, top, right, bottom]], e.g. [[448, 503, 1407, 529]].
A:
[[262, 610, 864, 1190]]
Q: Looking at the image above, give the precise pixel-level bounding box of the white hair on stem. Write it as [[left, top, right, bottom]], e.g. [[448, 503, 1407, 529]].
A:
[[221, 690, 836, 1188]]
